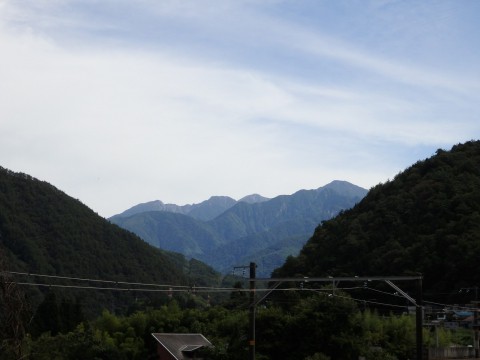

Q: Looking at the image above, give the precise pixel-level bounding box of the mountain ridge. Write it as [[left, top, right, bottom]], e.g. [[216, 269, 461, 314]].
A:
[[114, 195, 269, 222]]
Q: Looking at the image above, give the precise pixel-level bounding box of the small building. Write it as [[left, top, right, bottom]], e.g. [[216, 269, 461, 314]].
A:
[[151, 333, 213, 360]]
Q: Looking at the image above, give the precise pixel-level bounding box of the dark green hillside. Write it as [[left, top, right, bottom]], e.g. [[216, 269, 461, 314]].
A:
[[274, 141, 480, 300], [0, 167, 217, 315]]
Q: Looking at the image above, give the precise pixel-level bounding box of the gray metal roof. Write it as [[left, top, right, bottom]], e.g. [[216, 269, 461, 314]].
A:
[[152, 333, 212, 360], [180, 344, 204, 352]]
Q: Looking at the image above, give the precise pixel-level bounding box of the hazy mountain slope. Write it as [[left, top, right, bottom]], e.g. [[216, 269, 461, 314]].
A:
[[238, 194, 270, 204], [203, 182, 366, 274], [273, 141, 480, 300], [110, 211, 223, 257], [200, 222, 314, 275], [208, 182, 366, 241], [237, 234, 306, 275], [186, 196, 237, 221]]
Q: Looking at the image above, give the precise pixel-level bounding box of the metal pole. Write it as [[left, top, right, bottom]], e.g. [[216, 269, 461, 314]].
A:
[[474, 303, 479, 359], [249, 262, 256, 360], [416, 277, 423, 360]]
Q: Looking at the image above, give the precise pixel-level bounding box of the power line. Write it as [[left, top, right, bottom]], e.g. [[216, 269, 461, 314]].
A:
[[423, 300, 479, 312], [3, 270, 244, 292], [4, 277, 423, 311], [9, 270, 478, 313], [5, 271, 190, 289]]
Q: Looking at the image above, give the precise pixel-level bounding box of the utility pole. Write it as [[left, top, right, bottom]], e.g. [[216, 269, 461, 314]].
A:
[[474, 302, 479, 359], [249, 262, 256, 360], [385, 277, 423, 360], [416, 277, 423, 360]]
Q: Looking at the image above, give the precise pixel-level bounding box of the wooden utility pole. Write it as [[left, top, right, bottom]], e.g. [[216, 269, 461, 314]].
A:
[[249, 262, 256, 360], [416, 277, 423, 360]]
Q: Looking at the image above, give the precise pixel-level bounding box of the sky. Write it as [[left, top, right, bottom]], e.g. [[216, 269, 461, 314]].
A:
[[1, 0, 479, 218]]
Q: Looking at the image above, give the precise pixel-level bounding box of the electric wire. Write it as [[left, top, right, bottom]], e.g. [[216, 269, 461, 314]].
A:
[[1, 270, 426, 311], [310, 289, 409, 309], [6, 270, 478, 312], [423, 300, 479, 312], [5, 271, 191, 289], [3, 270, 239, 292]]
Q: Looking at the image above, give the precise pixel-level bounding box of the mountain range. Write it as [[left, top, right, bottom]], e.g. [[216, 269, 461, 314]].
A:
[[110, 180, 368, 276], [115, 194, 270, 222]]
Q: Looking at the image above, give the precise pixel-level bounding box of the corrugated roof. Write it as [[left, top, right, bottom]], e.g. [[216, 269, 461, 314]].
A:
[[152, 333, 212, 360], [181, 344, 204, 352]]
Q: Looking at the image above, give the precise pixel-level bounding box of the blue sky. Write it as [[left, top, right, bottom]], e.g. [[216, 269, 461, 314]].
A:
[[1, 0, 479, 217]]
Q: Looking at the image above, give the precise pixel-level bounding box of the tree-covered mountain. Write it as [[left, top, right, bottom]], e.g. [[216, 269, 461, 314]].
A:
[[0, 166, 220, 316], [273, 140, 480, 302], [111, 181, 367, 276]]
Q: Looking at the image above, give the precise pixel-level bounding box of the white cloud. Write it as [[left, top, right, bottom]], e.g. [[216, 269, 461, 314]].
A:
[[0, 0, 479, 216]]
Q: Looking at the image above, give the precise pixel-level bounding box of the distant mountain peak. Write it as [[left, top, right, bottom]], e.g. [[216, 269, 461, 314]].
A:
[[320, 180, 368, 198], [186, 196, 237, 221], [238, 194, 270, 204], [116, 200, 169, 218], [205, 195, 237, 203]]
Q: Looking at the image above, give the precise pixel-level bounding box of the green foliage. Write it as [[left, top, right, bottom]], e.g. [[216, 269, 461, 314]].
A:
[[15, 292, 429, 360], [27, 323, 129, 360], [70, 302, 250, 360], [355, 310, 415, 360], [285, 293, 362, 360], [304, 354, 331, 360]]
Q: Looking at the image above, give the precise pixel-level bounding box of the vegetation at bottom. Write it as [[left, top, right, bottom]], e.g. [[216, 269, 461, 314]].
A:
[[1, 284, 474, 360]]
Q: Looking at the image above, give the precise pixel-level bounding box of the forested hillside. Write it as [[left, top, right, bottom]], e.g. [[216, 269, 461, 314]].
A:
[[274, 141, 480, 301], [0, 167, 219, 315]]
